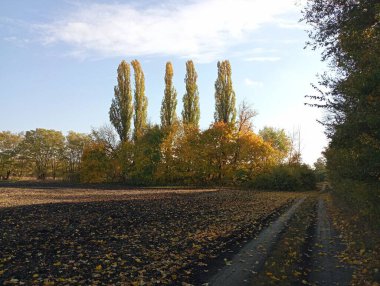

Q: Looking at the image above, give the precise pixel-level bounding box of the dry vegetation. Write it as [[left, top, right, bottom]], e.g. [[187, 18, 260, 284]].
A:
[[0, 188, 301, 285], [327, 195, 380, 286]]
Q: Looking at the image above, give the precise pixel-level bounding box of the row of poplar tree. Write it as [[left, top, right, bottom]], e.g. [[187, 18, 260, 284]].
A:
[[0, 60, 317, 188], [109, 59, 236, 142], [78, 59, 315, 188]]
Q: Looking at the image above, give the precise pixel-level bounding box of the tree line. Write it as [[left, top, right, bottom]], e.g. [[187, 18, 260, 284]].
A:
[[303, 0, 379, 218], [0, 60, 317, 189], [109, 60, 235, 141]]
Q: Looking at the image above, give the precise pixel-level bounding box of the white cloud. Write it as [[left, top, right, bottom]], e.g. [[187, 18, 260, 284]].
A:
[[38, 0, 300, 62], [245, 56, 281, 62], [244, 78, 264, 87]]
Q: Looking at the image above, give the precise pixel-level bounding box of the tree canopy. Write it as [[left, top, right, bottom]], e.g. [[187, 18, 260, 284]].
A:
[[182, 60, 200, 127], [214, 60, 236, 124], [132, 59, 148, 140], [110, 60, 133, 142], [161, 62, 178, 128]]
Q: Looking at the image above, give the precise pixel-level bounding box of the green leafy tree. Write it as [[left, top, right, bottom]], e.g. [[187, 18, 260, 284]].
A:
[[303, 1, 380, 182], [21, 129, 65, 180], [259, 127, 291, 163], [182, 60, 200, 127], [161, 62, 177, 128], [110, 60, 133, 141], [131, 59, 148, 139], [214, 60, 236, 124], [91, 124, 118, 155], [80, 142, 112, 183], [64, 131, 91, 182], [0, 131, 23, 180], [130, 124, 163, 185], [313, 156, 327, 182]]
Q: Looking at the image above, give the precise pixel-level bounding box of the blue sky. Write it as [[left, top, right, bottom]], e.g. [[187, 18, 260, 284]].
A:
[[0, 0, 328, 165]]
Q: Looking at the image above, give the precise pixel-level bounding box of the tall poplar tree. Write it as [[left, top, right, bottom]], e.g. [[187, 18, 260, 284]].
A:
[[182, 60, 200, 127], [131, 60, 148, 139], [160, 62, 177, 128], [214, 60, 236, 124], [109, 60, 133, 142]]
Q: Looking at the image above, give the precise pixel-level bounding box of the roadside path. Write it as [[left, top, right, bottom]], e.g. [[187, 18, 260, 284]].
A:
[[309, 197, 353, 285], [207, 194, 353, 286], [208, 198, 305, 286]]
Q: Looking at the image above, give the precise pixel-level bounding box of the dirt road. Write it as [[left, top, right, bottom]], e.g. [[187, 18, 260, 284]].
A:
[[208, 198, 305, 286], [309, 198, 353, 285], [207, 194, 353, 285]]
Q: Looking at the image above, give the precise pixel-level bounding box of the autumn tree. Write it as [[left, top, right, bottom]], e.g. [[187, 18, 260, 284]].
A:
[[259, 127, 291, 163], [234, 131, 276, 182], [64, 131, 91, 182], [156, 122, 182, 184], [81, 126, 120, 183], [160, 62, 177, 128], [0, 131, 23, 180], [233, 101, 258, 176], [129, 124, 163, 185], [91, 124, 118, 155], [110, 60, 133, 141], [214, 60, 236, 124], [237, 101, 257, 133], [200, 122, 236, 184], [21, 129, 65, 180], [131, 59, 148, 140], [182, 60, 200, 127], [80, 142, 112, 183]]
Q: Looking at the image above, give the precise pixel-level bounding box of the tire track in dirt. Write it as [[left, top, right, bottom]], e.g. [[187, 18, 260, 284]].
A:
[[208, 198, 305, 286], [308, 197, 353, 286]]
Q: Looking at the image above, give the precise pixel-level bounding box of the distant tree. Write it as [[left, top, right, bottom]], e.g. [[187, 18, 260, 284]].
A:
[[131, 60, 148, 140], [80, 142, 112, 183], [174, 124, 201, 184], [161, 62, 177, 128], [237, 100, 257, 133], [200, 122, 236, 184], [64, 131, 91, 182], [109, 60, 133, 141], [234, 130, 276, 182], [182, 60, 200, 127], [233, 101, 258, 174], [156, 122, 182, 184], [259, 127, 291, 163], [0, 131, 23, 180], [259, 127, 291, 154], [130, 124, 164, 184], [313, 156, 327, 182], [214, 60, 236, 124], [21, 129, 65, 180], [91, 124, 118, 155]]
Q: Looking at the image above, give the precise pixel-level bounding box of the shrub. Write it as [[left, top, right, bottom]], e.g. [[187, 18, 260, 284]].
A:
[[250, 164, 316, 191]]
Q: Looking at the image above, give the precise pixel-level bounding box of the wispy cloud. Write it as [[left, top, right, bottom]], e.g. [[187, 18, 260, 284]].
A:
[[37, 0, 300, 62], [244, 78, 264, 87]]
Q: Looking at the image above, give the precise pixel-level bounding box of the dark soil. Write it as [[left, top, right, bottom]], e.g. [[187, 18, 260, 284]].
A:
[[0, 188, 298, 285]]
